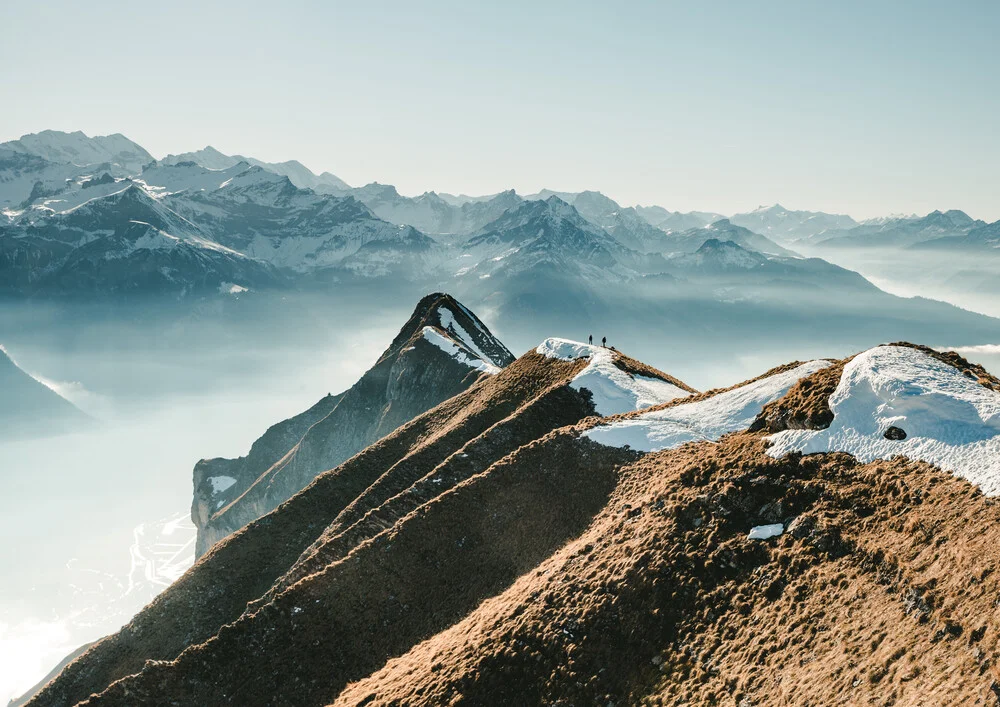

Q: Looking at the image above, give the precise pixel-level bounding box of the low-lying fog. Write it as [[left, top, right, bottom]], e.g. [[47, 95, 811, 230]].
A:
[[1, 292, 999, 702], [0, 297, 406, 701]]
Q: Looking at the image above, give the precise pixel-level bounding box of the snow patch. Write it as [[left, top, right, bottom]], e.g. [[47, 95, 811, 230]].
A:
[[219, 282, 248, 295], [208, 476, 237, 494], [536, 337, 691, 416], [748, 523, 783, 540], [438, 307, 503, 367], [585, 360, 830, 451], [421, 327, 499, 375], [536, 337, 599, 361], [767, 346, 1000, 495]]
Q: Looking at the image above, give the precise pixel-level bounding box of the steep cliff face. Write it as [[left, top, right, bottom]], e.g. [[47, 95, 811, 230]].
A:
[[192, 293, 515, 556], [191, 393, 343, 530]]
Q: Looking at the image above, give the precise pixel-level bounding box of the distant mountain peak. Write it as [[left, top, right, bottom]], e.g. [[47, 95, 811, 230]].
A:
[[697, 237, 744, 252], [0, 344, 87, 439], [3, 129, 153, 171]]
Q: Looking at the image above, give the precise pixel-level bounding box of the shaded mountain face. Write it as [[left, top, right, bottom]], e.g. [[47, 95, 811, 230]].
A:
[[634, 204, 724, 232], [812, 209, 985, 248], [0, 148, 104, 210], [3, 130, 153, 173], [346, 184, 524, 238], [524, 190, 676, 253], [0, 345, 86, 439], [28, 340, 1000, 707], [729, 203, 857, 241], [910, 218, 1000, 252], [0, 185, 282, 296], [459, 196, 662, 281], [160, 145, 351, 192], [154, 164, 423, 272], [663, 238, 868, 288], [1, 160, 432, 294], [659, 219, 797, 257], [191, 293, 515, 556]]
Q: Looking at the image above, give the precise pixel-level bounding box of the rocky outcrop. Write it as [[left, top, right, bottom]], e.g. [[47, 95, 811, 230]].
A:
[[191, 292, 514, 556], [191, 393, 343, 531]]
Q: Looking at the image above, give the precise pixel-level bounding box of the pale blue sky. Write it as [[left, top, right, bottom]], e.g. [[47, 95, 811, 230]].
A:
[[1, 1, 997, 220]]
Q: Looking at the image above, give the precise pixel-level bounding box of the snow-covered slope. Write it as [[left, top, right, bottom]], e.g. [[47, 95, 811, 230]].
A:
[[634, 204, 723, 233], [459, 197, 660, 282], [767, 345, 1000, 494], [729, 204, 857, 242], [523, 190, 673, 253], [0, 148, 101, 211], [157, 166, 428, 272], [346, 185, 523, 237], [160, 146, 350, 192], [584, 359, 831, 450], [812, 210, 985, 249], [0, 185, 280, 295], [536, 338, 692, 415], [3, 130, 153, 172]]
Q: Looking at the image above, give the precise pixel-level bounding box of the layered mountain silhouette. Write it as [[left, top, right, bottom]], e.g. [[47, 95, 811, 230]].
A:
[[0, 345, 87, 439], [729, 203, 858, 241], [24, 322, 1000, 706], [4, 128, 1000, 358], [810, 209, 986, 249], [191, 293, 514, 556]]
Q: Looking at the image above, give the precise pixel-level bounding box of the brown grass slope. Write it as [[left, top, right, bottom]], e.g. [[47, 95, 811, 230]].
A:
[[332, 432, 1000, 707], [36, 340, 999, 706], [81, 432, 639, 707], [30, 345, 689, 707], [325, 346, 1000, 706]]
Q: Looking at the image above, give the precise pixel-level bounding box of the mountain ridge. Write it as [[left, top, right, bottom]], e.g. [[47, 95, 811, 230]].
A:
[[191, 293, 514, 556], [23, 334, 1000, 706]]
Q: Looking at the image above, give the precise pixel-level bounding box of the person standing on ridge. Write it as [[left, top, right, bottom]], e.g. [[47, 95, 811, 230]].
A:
[[602, 336, 607, 347], [589, 334, 593, 345]]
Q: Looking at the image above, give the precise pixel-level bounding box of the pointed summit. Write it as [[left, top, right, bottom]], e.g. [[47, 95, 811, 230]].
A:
[[191, 293, 512, 555]]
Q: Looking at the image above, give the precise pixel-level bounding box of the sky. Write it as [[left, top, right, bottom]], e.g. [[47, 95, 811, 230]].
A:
[[1, 0, 997, 220]]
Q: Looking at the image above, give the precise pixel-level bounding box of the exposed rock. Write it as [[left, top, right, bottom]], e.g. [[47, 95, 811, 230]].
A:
[[192, 292, 514, 556]]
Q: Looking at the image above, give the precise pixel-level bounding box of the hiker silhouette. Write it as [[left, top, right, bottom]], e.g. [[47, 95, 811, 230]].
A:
[[602, 336, 607, 347], [589, 334, 593, 345]]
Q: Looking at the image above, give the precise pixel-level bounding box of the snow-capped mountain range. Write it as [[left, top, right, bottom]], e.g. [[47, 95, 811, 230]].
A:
[[1, 129, 997, 320]]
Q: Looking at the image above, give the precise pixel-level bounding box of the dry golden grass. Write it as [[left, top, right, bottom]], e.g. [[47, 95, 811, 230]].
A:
[[32, 340, 1000, 707], [332, 435, 1000, 707]]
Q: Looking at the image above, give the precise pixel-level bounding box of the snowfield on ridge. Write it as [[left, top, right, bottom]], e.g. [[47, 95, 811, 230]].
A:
[[536, 337, 692, 415], [583, 359, 831, 451], [767, 345, 1000, 494]]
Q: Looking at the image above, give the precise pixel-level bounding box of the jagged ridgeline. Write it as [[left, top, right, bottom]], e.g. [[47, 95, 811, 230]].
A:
[[25, 312, 1000, 706], [6, 130, 1000, 359], [191, 292, 515, 556]]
